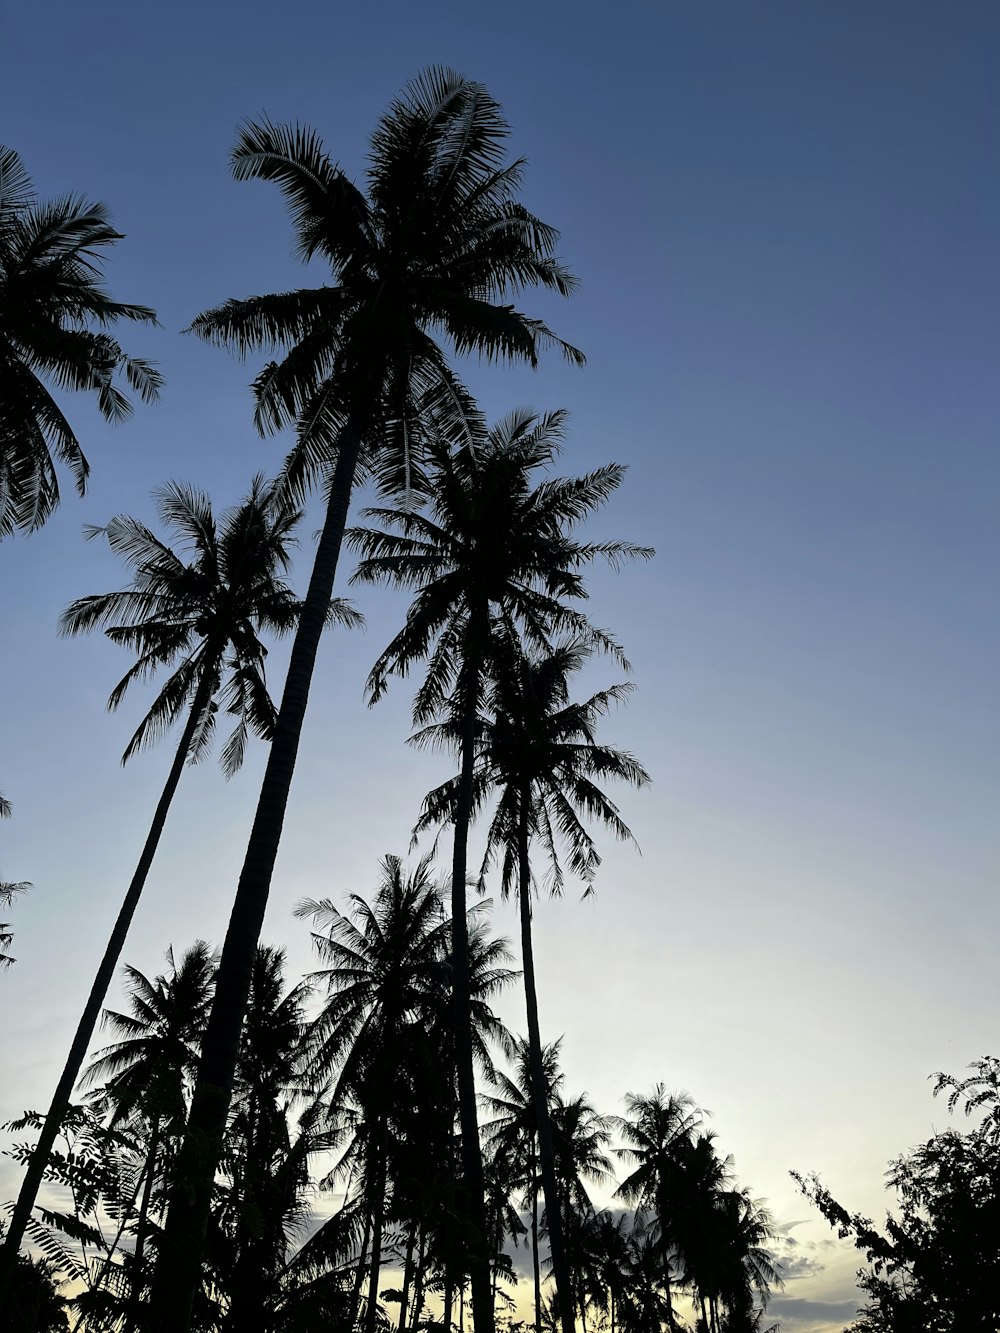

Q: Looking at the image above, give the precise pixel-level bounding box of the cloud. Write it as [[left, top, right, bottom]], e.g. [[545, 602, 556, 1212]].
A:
[[767, 1295, 860, 1331], [770, 1227, 836, 1283]]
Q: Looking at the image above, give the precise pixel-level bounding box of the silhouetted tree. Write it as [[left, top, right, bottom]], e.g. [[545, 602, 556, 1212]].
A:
[[0, 479, 336, 1299], [0, 145, 161, 536], [159, 71, 582, 1333], [796, 1057, 1000, 1333]]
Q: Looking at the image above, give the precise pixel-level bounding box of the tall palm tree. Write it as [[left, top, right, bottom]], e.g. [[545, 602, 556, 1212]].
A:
[[80, 943, 217, 1323], [158, 72, 583, 1332], [482, 1038, 565, 1333], [549, 1092, 614, 1329], [418, 640, 650, 1333], [351, 408, 645, 1333], [0, 145, 162, 536], [213, 946, 316, 1333], [297, 857, 451, 1333], [698, 1189, 781, 1333], [614, 1087, 706, 1332], [0, 479, 336, 1302]]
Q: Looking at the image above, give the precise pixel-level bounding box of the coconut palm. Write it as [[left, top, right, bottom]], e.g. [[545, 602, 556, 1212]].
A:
[[698, 1189, 782, 1333], [614, 1088, 706, 1331], [161, 71, 583, 1332], [417, 639, 650, 1333], [212, 946, 316, 1333], [549, 1092, 614, 1329], [67, 943, 217, 1324], [351, 408, 647, 1333], [482, 1038, 565, 1333], [297, 857, 451, 1333], [0, 478, 344, 1299], [0, 145, 161, 536]]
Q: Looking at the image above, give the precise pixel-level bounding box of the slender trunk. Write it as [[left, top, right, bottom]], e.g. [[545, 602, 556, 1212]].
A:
[[517, 797, 574, 1333], [609, 1289, 615, 1333], [443, 1276, 454, 1333], [398, 1222, 416, 1333], [657, 1220, 676, 1333], [409, 1219, 426, 1333], [351, 1208, 373, 1331], [530, 1140, 541, 1333], [0, 675, 214, 1319], [69, 1115, 159, 1333], [366, 1120, 388, 1333], [149, 423, 364, 1330], [449, 634, 494, 1333], [122, 1115, 162, 1332]]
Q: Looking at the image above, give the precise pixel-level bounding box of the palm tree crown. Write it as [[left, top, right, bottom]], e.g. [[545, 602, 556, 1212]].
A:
[[0, 145, 162, 535], [349, 408, 649, 718], [190, 71, 582, 501], [60, 474, 358, 772]]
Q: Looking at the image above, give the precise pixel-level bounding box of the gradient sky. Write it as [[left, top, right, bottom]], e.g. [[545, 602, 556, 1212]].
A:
[[2, 4, 998, 1330]]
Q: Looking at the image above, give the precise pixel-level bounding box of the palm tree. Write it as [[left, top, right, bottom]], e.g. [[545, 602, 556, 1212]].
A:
[[699, 1189, 781, 1333], [213, 946, 315, 1333], [0, 479, 337, 1302], [351, 408, 647, 1333], [81, 943, 217, 1319], [549, 1092, 614, 1329], [614, 1087, 706, 1332], [67, 943, 218, 1317], [159, 71, 583, 1332], [0, 793, 30, 970], [297, 857, 451, 1333], [482, 1038, 565, 1333], [418, 640, 650, 1333], [0, 145, 162, 536]]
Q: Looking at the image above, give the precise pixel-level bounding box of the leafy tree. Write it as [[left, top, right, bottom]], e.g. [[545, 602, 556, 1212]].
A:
[[160, 70, 582, 1333], [0, 479, 340, 1301], [795, 1057, 1000, 1333], [3, 1102, 146, 1321], [0, 145, 162, 536]]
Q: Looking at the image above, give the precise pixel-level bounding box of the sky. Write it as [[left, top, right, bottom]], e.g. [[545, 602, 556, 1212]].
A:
[[2, 2, 999, 1329]]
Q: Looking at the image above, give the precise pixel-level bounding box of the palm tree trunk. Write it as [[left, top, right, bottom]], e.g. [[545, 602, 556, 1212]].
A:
[[449, 636, 494, 1333], [0, 671, 215, 1312], [530, 1141, 542, 1333], [122, 1114, 162, 1332], [409, 1219, 427, 1333], [516, 797, 575, 1333], [366, 1120, 388, 1333], [443, 1276, 454, 1333], [351, 1206, 373, 1330], [398, 1222, 416, 1333], [149, 422, 365, 1330]]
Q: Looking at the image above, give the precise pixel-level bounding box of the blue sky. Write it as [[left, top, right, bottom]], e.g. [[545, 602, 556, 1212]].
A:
[[3, 3, 999, 1328]]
